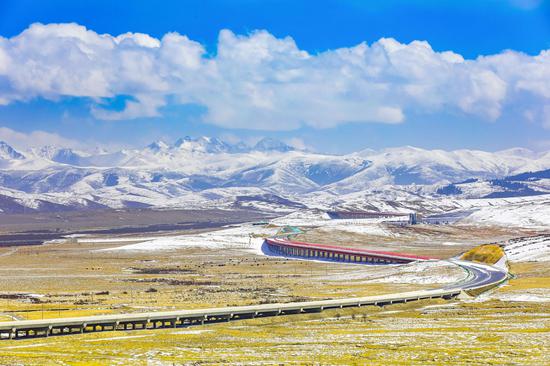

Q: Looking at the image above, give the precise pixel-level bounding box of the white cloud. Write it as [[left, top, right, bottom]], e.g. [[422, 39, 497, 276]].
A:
[[0, 127, 80, 150], [91, 94, 166, 120], [0, 23, 549, 130]]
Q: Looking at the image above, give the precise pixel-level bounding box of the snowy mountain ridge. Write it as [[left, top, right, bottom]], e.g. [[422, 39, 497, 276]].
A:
[[0, 137, 549, 213]]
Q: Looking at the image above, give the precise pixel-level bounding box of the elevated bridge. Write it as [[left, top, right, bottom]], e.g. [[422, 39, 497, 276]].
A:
[[0, 288, 463, 340], [264, 238, 431, 264]]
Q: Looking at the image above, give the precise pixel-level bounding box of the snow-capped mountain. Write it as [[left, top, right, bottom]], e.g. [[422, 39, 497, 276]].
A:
[[0, 138, 548, 213], [174, 136, 236, 154], [0, 141, 25, 161], [35, 146, 91, 166]]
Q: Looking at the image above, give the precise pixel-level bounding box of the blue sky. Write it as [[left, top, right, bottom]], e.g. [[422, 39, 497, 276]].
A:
[[0, 0, 549, 153]]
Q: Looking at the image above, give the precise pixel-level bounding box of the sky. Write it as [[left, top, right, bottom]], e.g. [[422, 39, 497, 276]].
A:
[[0, 0, 549, 154]]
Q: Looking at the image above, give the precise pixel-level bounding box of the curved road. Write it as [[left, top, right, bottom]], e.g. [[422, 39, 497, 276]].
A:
[[0, 238, 509, 340], [445, 259, 508, 292]]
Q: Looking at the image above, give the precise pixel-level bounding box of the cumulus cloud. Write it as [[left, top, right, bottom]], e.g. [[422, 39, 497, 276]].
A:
[[0, 23, 549, 130]]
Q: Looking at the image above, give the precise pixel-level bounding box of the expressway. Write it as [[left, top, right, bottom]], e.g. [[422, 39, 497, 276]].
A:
[[0, 238, 509, 340]]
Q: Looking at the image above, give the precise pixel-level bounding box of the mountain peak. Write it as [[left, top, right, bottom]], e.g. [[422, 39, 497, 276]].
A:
[[36, 145, 62, 159], [36, 145, 86, 165], [169, 135, 295, 154], [0, 141, 25, 160], [146, 140, 169, 152], [173, 136, 193, 147], [173, 136, 232, 153]]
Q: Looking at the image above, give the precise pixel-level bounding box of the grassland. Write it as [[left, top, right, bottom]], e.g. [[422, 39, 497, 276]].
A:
[[0, 222, 547, 365], [0, 296, 547, 365]]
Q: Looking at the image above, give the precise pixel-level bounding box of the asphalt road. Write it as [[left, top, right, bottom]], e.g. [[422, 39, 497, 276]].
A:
[[446, 259, 509, 291]]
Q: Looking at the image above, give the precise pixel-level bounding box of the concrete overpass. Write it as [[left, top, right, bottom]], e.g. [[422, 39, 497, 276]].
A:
[[0, 238, 508, 340]]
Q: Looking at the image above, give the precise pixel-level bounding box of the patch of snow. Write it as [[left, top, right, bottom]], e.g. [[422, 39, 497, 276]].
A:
[[272, 210, 396, 237], [503, 235, 550, 262], [462, 195, 550, 228], [493, 256, 508, 271], [493, 290, 550, 302], [363, 260, 465, 285], [319, 260, 465, 285], [101, 225, 278, 252], [442, 242, 462, 246], [317, 221, 394, 237], [171, 329, 212, 335]]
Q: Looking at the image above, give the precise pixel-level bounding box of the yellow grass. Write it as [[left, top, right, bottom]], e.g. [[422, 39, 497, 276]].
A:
[[461, 244, 505, 264], [0, 226, 547, 364], [0, 298, 548, 365]]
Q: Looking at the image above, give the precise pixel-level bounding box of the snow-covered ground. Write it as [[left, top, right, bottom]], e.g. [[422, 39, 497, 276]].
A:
[[99, 224, 278, 253], [77, 236, 171, 243], [270, 210, 400, 237], [77, 210, 396, 253], [66, 207, 549, 301], [364, 261, 465, 285], [492, 290, 550, 303], [302, 193, 550, 229], [462, 195, 550, 228], [503, 235, 550, 262], [319, 260, 465, 285]]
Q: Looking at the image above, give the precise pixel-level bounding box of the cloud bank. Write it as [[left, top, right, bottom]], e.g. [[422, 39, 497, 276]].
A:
[[0, 127, 79, 150], [0, 23, 549, 130]]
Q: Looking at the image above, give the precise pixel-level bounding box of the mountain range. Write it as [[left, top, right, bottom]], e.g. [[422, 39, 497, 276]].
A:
[[0, 137, 549, 214]]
